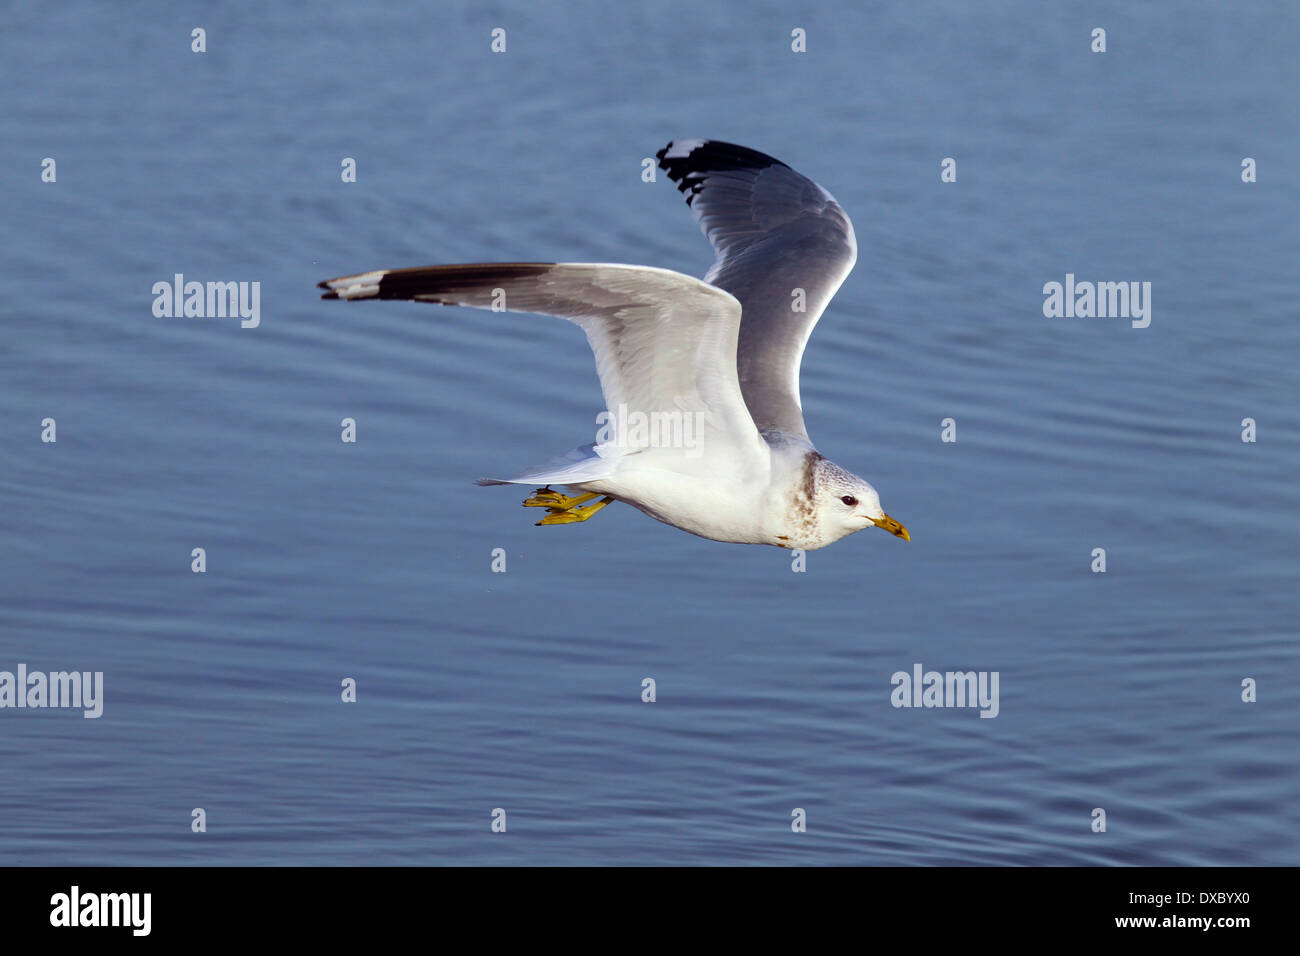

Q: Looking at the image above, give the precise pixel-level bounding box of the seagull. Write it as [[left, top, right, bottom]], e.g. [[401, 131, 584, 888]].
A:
[[318, 139, 909, 550]]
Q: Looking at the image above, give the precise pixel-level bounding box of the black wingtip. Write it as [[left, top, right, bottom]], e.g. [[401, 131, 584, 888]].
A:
[[320, 291, 339, 300], [656, 139, 788, 206]]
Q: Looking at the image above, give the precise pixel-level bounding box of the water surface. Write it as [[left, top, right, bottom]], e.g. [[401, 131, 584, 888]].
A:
[[1, 1, 1297, 865]]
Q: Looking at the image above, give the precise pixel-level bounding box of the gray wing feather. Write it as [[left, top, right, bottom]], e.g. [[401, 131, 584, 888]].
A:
[[319, 262, 768, 476], [657, 140, 857, 443]]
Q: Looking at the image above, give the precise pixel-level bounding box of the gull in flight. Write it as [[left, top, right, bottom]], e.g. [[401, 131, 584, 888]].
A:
[[319, 139, 909, 549]]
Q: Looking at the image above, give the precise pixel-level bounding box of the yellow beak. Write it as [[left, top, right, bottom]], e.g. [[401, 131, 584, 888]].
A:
[[872, 514, 910, 541]]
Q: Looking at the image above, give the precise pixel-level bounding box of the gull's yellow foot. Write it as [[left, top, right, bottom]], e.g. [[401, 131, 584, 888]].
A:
[[522, 486, 566, 508], [536, 496, 615, 526], [522, 488, 598, 511]]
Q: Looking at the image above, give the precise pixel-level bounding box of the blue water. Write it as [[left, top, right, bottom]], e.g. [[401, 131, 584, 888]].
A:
[[2, 1, 1297, 865]]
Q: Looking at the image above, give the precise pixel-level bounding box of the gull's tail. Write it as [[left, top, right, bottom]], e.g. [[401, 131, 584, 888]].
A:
[[474, 443, 618, 488]]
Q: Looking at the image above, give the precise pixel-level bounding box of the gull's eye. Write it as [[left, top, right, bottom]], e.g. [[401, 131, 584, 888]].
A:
[[841, 495, 857, 507]]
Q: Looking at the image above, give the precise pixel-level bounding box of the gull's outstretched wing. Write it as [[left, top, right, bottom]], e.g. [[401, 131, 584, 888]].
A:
[[319, 262, 767, 475], [657, 139, 857, 443]]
